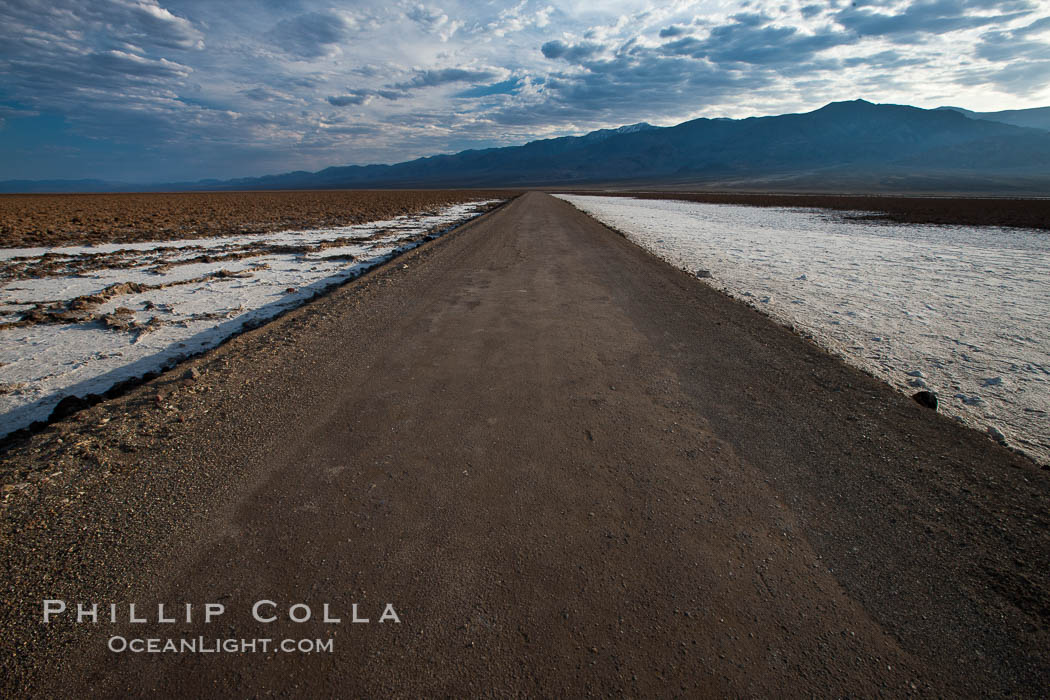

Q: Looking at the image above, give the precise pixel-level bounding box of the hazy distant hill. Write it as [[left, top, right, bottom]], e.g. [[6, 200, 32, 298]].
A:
[[0, 179, 117, 193], [5, 100, 1050, 194], [937, 105, 1050, 132]]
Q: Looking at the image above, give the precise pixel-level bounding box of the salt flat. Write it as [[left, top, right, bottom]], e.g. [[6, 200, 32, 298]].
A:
[[557, 194, 1050, 465], [0, 199, 500, 436]]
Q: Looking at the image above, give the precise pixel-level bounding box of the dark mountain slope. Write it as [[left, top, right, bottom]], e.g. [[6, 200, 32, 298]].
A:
[[938, 105, 1050, 132], [4, 100, 1049, 193], [202, 100, 1050, 189]]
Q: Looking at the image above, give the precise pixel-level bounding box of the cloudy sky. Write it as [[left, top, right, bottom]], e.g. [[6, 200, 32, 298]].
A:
[[1, 0, 1048, 182]]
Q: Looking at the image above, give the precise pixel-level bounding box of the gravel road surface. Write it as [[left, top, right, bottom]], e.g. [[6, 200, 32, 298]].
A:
[[2, 192, 1047, 697]]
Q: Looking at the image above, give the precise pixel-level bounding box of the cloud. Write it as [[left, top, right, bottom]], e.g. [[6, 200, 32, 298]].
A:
[[2, 0, 1049, 182], [326, 68, 499, 107], [970, 15, 1050, 93], [267, 10, 357, 59], [0, 0, 230, 168], [89, 50, 193, 79], [0, 1, 200, 108], [976, 15, 1050, 61], [0, 105, 39, 119], [482, 1, 555, 37], [118, 0, 206, 50], [541, 40, 603, 62], [454, 78, 523, 98], [406, 4, 462, 41], [327, 93, 369, 106], [842, 50, 926, 69], [986, 58, 1050, 94], [241, 86, 283, 101], [656, 12, 851, 66], [489, 45, 771, 130], [1, 0, 204, 52], [394, 68, 499, 89], [658, 25, 688, 38], [834, 0, 1036, 39], [407, 4, 447, 29]]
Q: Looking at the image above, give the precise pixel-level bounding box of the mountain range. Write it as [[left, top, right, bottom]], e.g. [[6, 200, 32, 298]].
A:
[[4, 100, 1050, 194], [936, 105, 1050, 132]]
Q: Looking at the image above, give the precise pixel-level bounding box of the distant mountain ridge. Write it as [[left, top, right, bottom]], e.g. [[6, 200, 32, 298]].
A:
[[578, 122, 658, 143], [936, 105, 1050, 132], [0, 179, 116, 194], [4, 100, 1050, 194]]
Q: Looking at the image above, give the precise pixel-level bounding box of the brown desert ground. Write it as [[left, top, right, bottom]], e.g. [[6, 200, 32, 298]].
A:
[[3, 188, 1049, 253], [0, 189, 516, 248], [0, 192, 1047, 697]]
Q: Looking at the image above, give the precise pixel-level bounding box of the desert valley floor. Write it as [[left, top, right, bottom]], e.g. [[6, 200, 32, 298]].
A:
[[0, 192, 1047, 697]]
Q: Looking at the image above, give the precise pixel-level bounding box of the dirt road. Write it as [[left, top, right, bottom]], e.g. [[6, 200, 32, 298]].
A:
[[5, 192, 1048, 696]]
